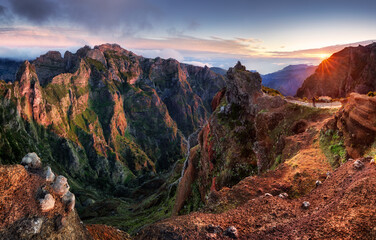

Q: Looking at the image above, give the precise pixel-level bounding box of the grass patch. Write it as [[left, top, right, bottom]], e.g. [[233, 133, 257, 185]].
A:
[[320, 129, 346, 168]]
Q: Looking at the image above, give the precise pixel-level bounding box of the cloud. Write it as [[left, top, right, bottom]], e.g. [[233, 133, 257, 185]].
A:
[[134, 48, 184, 62], [269, 40, 376, 59], [5, 0, 161, 35], [8, 0, 57, 23], [125, 35, 263, 56], [182, 60, 212, 68], [0, 5, 13, 25]]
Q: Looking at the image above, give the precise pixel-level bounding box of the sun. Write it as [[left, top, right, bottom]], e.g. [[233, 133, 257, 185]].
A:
[[319, 53, 331, 59]]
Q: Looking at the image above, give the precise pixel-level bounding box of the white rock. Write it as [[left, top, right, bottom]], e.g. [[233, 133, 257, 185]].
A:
[[62, 191, 76, 212], [370, 159, 375, 165], [353, 160, 364, 170], [39, 194, 55, 212], [278, 192, 288, 198], [45, 166, 55, 182], [302, 201, 310, 209], [21, 153, 42, 169], [264, 193, 273, 197], [52, 176, 70, 197], [315, 180, 322, 187]]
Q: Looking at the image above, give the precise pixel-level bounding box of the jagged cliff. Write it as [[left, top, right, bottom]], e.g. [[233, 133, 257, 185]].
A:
[[0, 44, 225, 232], [173, 62, 336, 215], [137, 65, 376, 240], [297, 43, 376, 98]]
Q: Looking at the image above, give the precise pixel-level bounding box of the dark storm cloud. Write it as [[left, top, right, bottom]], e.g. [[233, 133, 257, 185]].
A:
[[5, 0, 161, 34], [0, 5, 5, 15], [8, 0, 57, 23], [0, 4, 13, 24]]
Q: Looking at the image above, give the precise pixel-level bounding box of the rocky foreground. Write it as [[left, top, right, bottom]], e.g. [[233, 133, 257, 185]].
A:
[[136, 156, 376, 239], [0, 153, 131, 240]]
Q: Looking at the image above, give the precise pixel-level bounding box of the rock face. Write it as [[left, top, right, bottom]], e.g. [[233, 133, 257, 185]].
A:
[[324, 93, 376, 158], [297, 43, 376, 98], [0, 43, 225, 200], [173, 62, 332, 214], [262, 64, 317, 96], [225, 61, 262, 110]]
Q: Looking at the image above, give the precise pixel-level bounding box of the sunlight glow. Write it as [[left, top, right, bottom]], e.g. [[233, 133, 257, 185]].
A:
[[319, 53, 331, 59]]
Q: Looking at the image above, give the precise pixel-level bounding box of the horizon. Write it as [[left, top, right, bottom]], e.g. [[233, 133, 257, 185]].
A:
[[0, 0, 375, 74]]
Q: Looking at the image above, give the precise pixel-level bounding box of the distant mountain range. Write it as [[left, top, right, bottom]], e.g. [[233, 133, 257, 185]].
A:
[[261, 64, 317, 96], [210, 67, 227, 76]]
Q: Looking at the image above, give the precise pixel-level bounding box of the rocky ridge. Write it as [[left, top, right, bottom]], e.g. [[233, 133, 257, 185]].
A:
[[297, 42, 376, 98], [172, 62, 336, 216]]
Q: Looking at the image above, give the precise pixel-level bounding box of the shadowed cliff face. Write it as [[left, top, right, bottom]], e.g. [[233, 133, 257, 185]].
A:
[[297, 43, 376, 98], [0, 44, 225, 214]]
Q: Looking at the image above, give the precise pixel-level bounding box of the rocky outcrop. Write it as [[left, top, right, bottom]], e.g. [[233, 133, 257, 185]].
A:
[[262, 64, 317, 96], [297, 43, 376, 98], [225, 61, 262, 111], [173, 62, 303, 214], [0, 153, 92, 239], [324, 93, 376, 158]]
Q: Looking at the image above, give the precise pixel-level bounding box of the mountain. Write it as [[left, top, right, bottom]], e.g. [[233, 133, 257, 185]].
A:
[[297, 43, 376, 98], [2, 45, 376, 239], [137, 64, 376, 240], [0, 58, 22, 82], [210, 67, 227, 76], [0, 43, 225, 232], [262, 64, 317, 96]]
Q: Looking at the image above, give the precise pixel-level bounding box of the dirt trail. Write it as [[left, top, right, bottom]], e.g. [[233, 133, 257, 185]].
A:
[[286, 99, 342, 109]]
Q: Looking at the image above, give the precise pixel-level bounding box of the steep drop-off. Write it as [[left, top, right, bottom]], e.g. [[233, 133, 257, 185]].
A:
[[0, 44, 225, 232]]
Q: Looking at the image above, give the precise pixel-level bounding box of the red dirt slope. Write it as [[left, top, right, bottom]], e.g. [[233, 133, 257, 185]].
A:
[[136, 156, 376, 239]]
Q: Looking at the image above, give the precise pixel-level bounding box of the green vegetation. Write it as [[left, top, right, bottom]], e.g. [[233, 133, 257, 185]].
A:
[[262, 85, 283, 96], [178, 182, 203, 215], [86, 58, 106, 72], [320, 129, 347, 168]]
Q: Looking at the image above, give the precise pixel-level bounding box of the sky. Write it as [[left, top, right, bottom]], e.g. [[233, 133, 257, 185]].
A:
[[0, 0, 375, 74]]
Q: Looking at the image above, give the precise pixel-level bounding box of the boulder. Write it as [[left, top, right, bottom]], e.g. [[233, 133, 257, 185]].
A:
[[302, 201, 310, 209], [17, 217, 43, 238], [353, 160, 364, 170], [223, 226, 238, 239], [315, 180, 322, 187], [21, 152, 42, 169], [62, 191, 76, 212], [52, 176, 70, 197], [39, 193, 55, 212], [278, 193, 288, 199], [45, 166, 55, 182]]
